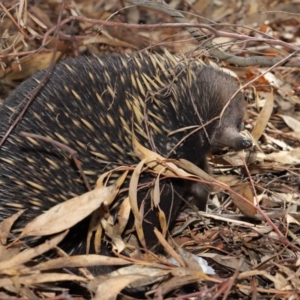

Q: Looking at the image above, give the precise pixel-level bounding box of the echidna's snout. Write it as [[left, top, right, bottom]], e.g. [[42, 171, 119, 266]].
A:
[[211, 125, 252, 151], [240, 136, 252, 149]]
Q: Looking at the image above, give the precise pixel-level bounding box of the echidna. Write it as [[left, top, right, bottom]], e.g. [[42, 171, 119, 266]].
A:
[[0, 52, 252, 268]]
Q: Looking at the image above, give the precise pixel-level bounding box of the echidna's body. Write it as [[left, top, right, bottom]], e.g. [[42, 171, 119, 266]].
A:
[[0, 53, 251, 261]]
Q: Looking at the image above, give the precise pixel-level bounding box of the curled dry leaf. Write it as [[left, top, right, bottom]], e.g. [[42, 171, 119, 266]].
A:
[[152, 173, 161, 207], [129, 159, 145, 223], [101, 196, 132, 253], [0, 210, 25, 245], [135, 220, 146, 249], [87, 207, 103, 255], [157, 206, 167, 239], [100, 218, 125, 254], [116, 196, 131, 234], [231, 183, 257, 218], [0, 211, 26, 268], [92, 196, 130, 253], [152, 175, 168, 238], [128, 159, 146, 247], [87, 170, 128, 253]]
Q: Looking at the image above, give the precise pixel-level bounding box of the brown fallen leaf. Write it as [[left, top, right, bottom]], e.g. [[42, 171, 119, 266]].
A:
[[19, 184, 119, 238], [0, 210, 25, 244], [251, 90, 274, 141], [31, 254, 131, 272], [1, 52, 62, 82], [0, 272, 86, 291], [231, 183, 257, 218], [0, 231, 68, 273]]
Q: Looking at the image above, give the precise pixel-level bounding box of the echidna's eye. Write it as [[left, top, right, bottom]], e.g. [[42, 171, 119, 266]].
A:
[[237, 120, 244, 131]]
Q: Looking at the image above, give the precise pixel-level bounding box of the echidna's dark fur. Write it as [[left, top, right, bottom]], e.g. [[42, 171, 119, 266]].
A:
[[0, 52, 251, 268]]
